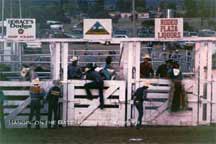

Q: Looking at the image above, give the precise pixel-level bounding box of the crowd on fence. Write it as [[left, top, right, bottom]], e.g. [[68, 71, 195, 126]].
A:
[[0, 54, 188, 130]]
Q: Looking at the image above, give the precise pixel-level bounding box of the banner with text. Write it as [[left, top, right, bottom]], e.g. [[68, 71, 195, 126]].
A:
[[6, 19, 36, 40], [84, 19, 112, 40], [155, 18, 183, 41]]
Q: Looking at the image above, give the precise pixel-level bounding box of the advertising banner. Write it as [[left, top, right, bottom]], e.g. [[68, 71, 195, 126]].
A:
[[155, 18, 183, 41], [6, 19, 36, 40], [84, 19, 112, 40]]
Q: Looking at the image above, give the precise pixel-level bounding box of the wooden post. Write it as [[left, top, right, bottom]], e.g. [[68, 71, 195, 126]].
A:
[[123, 41, 141, 126], [50, 42, 61, 80], [60, 42, 69, 126], [206, 42, 212, 124], [61, 42, 68, 81]]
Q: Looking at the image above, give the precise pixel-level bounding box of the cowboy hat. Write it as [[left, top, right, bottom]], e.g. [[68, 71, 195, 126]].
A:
[[70, 56, 78, 62], [95, 67, 103, 72], [20, 67, 30, 77], [32, 78, 40, 85], [142, 54, 151, 60]]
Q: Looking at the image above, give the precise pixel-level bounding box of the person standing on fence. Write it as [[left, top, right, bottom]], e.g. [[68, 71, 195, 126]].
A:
[[0, 88, 5, 129], [84, 63, 104, 109], [68, 56, 82, 79], [168, 61, 187, 112], [46, 80, 62, 128], [28, 78, 45, 129], [133, 81, 149, 129], [140, 54, 154, 78]]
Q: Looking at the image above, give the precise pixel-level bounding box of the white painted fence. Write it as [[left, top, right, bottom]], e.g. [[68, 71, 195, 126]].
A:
[[0, 81, 53, 128], [65, 80, 126, 127], [131, 78, 198, 126], [0, 80, 126, 128]]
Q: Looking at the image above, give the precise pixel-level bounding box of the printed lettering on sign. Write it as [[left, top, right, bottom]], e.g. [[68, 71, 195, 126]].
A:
[[155, 18, 183, 41], [6, 19, 36, 40]]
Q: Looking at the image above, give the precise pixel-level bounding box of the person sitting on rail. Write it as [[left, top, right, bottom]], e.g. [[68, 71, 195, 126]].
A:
[[20, 65, 38, 81], [156, 59, 173, 78], [100, 56, 116, 80], [84, 63, 104, 109], [140, 54, 154, 78], [68, 56, 82, 79]]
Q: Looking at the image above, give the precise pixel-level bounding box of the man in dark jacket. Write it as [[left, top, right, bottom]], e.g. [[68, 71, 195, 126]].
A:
[[68, 56, 82, 79], [156, 59, 173, 78], [0, 88, 5, 129], [28, 79, 45, 129], [84, 63, 104, 109], [46, 80, 61, 128], [140, 54, 154, 78], [134, 81, 149, 129]]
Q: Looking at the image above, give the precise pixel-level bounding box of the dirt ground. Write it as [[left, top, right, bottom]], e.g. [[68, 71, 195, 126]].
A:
[[0, 126, 216, 144]]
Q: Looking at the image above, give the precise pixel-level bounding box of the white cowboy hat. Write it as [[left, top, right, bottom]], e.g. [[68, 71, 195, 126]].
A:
[[85, 67, 91, 72], [95, 67, 103, 72], [142, 54, 151, 60], [20, 67, 30, 77], [32, 78, 40, 85], [70, 56, 78, 62]]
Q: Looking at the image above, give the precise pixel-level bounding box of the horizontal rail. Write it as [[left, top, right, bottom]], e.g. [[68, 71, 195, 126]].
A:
[[1, 37, 216, 43]]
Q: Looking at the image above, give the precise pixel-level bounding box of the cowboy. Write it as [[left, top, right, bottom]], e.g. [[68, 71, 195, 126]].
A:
[[0, 88, 5, 129], [20, 65, 38, 81], [134, 81, 149, 129], [100, 56, 116, 80], [84, 63, 104, 109], [46, 80, 62, 128], [140, 54, 154, 78], [28, 78, 45, 128], [156, 59, 173, 78], [68, 56, 82, 79], [168, 61, 187, 112]]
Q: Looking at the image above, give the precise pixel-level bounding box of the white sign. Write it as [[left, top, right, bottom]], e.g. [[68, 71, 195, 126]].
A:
[[155, 18, 183, 40], [26, 42, 41, 48], [6, 18, 36, 40], [83, 19, 112, 40]]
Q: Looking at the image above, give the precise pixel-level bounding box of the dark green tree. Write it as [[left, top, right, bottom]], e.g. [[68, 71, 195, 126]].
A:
[[116, 0, 131, 12], [184, 0, 196, 17], [136, 0, 146, 12]]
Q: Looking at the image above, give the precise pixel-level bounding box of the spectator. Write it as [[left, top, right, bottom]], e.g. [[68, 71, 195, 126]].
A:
[[0, 88, 5, 129], [46, 80, 62, 128], [20, 65, 38, 81], [100, 56, 116, 80], [168, 62, 187, 112], [28, 78, 45, 129], [133, 81, 149, 129], [84, 63, 104, 109], [68, 56, 82, 79], [140, 54, 154, 78], [156, 59, 173, 78]]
